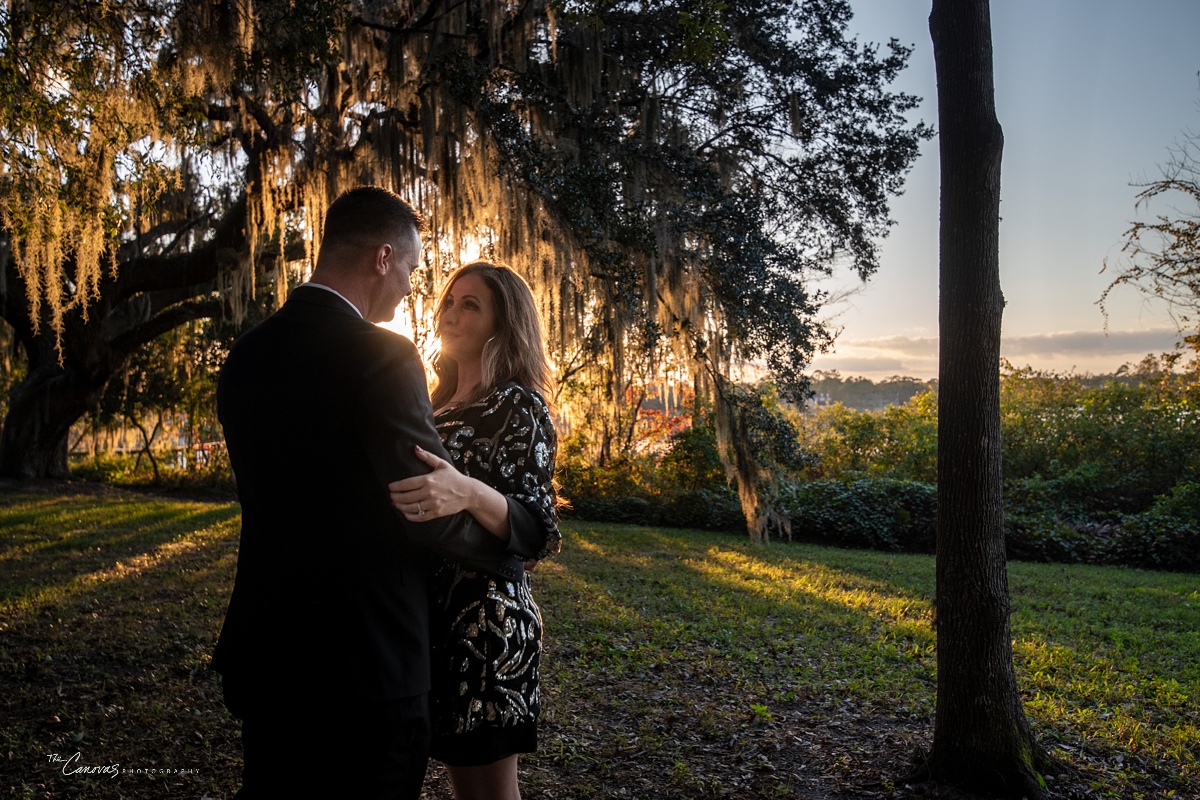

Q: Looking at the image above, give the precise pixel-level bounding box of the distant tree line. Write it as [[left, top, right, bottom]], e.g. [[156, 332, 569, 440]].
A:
[[808, 371, 935, 411]]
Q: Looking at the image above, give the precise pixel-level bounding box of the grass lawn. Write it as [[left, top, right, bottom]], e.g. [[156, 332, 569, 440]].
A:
[[1, 483, 1196, 799]]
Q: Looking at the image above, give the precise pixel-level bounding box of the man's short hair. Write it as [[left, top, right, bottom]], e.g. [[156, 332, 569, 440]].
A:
[[318, 186, 425, 266]]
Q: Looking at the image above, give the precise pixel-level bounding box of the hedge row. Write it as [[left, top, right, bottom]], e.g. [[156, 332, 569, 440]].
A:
[[562, 487, 745, 534], [561, 477, 1200, 572], [1006, 481, 1200, 572]]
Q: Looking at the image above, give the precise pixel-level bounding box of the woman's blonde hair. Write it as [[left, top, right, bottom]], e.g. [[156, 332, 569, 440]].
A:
[[430, 261, 553, 409]]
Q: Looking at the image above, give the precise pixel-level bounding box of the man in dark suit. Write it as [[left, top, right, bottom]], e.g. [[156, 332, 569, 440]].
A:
[[214, 187, 507, 798]]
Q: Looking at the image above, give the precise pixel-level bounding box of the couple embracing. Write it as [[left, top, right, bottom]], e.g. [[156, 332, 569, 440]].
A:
[[213, 186, 560, 800]]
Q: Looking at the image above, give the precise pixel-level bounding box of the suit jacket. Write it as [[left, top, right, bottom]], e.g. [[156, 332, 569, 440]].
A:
[[212, 285, 514, 709]]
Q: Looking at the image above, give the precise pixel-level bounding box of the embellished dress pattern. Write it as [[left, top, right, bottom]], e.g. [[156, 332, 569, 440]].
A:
[[428, 381, 561, 765]]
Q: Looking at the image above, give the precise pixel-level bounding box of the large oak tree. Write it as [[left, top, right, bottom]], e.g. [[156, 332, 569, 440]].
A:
[[1, 1, 926, 507]]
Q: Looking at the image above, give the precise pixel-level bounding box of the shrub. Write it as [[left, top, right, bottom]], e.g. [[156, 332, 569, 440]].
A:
[[1002, 472, 1115, 564], [564, 495, 657, 525], [1000, 362, 1200, 516], [562, 487, 745, 533], [1003, 512, 1115, 566], [656, 420, 727, 493], [69, 448, 236, 497], [662, 488, 745, 533], [1002, 472, 1102, 541], [781, 478, 936, 553], [69, 453, 138, 486], [1001, 479, 1200, 572], [1111, 483, 1200, 572], [798, 391, 938, 482], [557, 420, 748, 533]]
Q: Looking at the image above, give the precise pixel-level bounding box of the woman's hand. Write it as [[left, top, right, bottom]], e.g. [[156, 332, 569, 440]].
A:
[[389, 446, 477, 521]]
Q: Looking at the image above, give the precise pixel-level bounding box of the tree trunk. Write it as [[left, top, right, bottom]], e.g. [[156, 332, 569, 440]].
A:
[[0, 338, 107, 479], [928, 1, 1051, 797], [129, 410, 163, 482], [0, 292, 225, 479], [0, 201, 245, 479]]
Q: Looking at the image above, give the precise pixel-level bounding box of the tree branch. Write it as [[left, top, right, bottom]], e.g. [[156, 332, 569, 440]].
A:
[[352, 0, 474, 37], [116, 197, 247, 300], [109, 297, 225, 362]]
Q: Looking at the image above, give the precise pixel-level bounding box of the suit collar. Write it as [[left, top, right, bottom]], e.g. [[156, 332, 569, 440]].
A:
[[288, 284, 366, 319]]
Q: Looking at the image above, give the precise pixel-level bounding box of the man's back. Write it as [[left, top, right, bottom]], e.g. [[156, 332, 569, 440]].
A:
[[215, 286, 443, 706]]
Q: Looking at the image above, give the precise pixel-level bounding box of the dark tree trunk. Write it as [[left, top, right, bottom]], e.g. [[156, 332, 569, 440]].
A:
[[0, 201, 247, 479], [928, 1, 1051, 797], [0, 343, 102, 479], [0, 297, 140, 479], [0, 294, 228, 480], [0, 256, 105, 479]]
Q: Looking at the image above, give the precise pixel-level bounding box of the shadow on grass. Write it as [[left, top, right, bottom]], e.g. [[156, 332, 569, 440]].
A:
[[0, 489, 244, 799], [525, 524, 941, 799], [0, 489, 240, 616], [541, 525, 937, 705]]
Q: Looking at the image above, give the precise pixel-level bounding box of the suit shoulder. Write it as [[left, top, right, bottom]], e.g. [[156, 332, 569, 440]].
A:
[[355, 324, 421, 361], [221, 316, 274, 371]]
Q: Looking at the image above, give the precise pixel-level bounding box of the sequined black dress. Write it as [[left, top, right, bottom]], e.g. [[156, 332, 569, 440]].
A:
[[428, 381, 561, 766]]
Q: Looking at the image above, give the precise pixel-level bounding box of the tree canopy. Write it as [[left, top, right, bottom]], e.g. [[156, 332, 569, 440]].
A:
[[0, 0, 927, 494]]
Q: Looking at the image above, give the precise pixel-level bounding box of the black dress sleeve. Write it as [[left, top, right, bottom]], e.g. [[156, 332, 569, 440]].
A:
[[477, 384, 562, 562]]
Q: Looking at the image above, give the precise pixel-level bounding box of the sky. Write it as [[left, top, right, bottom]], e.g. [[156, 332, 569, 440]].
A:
[[807, 0, 1200, 380]]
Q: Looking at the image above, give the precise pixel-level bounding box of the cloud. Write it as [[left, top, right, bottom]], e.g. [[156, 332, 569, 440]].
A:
[[830, 328, 1181, 360], [999, 328, 1181, 357], [810, 355, 908, 373], [812, 327, 1185, 379], [849, 336, 939, 356]]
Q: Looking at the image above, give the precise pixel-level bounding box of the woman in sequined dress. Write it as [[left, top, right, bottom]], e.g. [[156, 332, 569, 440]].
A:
[[389, 261, 561, 800]]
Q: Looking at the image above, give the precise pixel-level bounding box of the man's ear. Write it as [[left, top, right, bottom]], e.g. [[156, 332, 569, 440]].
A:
[[373, 242, 394, 276]]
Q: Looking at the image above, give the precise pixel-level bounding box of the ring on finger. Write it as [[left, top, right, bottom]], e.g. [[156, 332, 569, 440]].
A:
[[416, 502, 425, 517]]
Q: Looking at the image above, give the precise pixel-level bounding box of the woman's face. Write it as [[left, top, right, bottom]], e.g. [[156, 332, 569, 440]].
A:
[[437, 272, 498, 364]]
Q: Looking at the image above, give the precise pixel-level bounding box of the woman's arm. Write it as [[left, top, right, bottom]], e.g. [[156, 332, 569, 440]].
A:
[[390, 385, 562, 561], [499, 388, 562, 563], [388, 446, 511, 541]]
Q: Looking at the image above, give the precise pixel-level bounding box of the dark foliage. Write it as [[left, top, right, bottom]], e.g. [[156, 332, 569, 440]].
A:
[[558, 416, 745, 533], [563, 488, 746, 534], [1110, 483, 1200, 572], [781, 478, 936, 553], [1003, 477, 1200, 573]]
